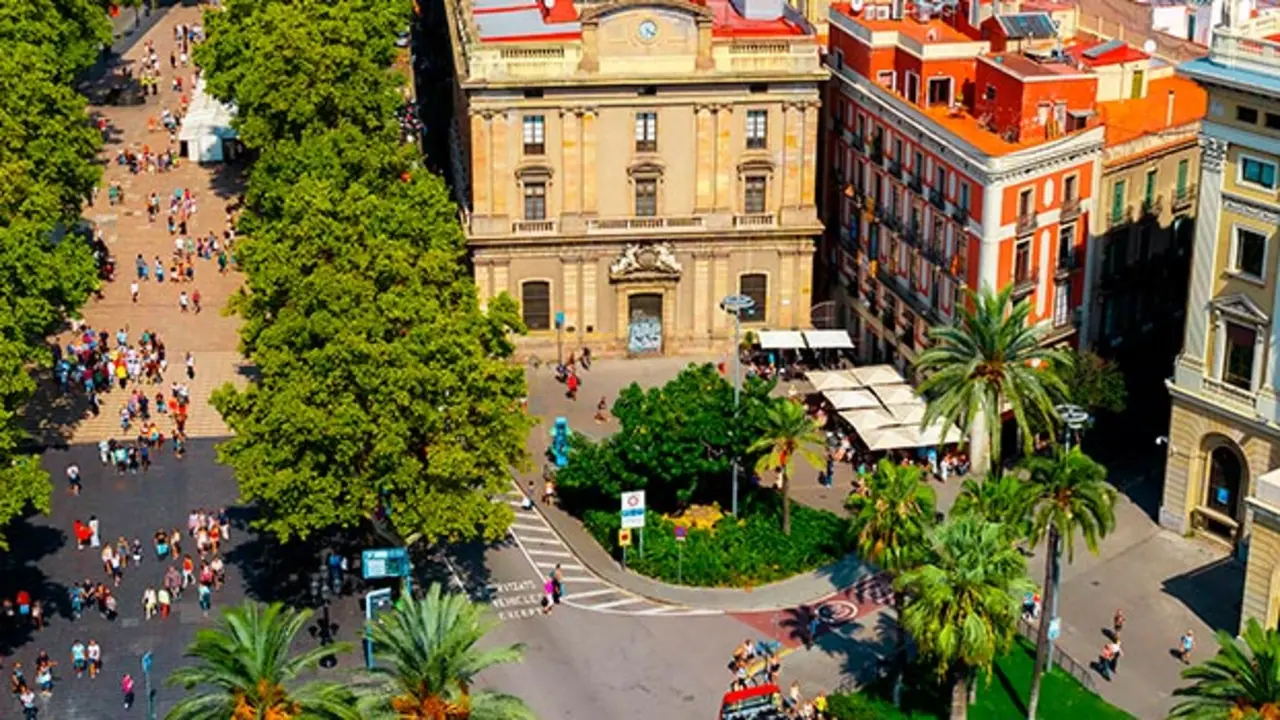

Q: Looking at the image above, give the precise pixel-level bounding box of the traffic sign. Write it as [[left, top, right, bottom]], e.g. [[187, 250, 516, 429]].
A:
[[362, 548, 409, 580], [618, 529, 632, 547], [141, 652, 152, 674], [674, 525, 687, 542], [620, 490, 646, 529], [1047, 617, 1061, 641]]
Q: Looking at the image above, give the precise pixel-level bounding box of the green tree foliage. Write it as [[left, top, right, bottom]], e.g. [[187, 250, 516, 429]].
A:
[[554, 363, 775, 512], [1061, 349, 1127, 416], [1022, 448, 1116, 720], [915, 285, 1069, 472], [749, 398, 825, 535], [358, 583, 534, 720], [0, 0, 112, 82], [895, 514, 1033, 720], [195, 0, 407, 149], [951, 472, 1035, 543], [166, 602, 356, 720], [1170, 617, 1280, 719], [0, 340, 52, 551]]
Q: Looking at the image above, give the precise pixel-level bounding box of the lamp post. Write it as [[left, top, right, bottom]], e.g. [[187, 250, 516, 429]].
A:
[[1044, 403, 1090, 668], [721, 294, 756, 517], [141, 652, 155, 720]]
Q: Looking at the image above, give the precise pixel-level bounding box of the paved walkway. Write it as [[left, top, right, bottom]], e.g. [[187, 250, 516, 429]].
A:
[[23, 2, 248, 448]]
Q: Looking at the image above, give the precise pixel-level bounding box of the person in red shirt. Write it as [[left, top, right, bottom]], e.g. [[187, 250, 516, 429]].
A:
[[566, 372, 579, 401], [74, 520, 92, 550]]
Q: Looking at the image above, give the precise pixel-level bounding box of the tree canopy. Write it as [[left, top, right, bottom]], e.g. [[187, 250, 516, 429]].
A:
[[207, 1, 531, 545]]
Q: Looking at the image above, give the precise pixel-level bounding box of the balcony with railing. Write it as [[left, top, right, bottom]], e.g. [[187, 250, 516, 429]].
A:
[[1107, 205, 1134, 229], [1012, 263, 1038, 298], [732, 213, 778, 228], [887, 159, 903, 180], [903, 223, 922, 248], [922, 241, 947, 267], [870, 140, 884, 164], [1141, 195, 1164, 219], [906, 172, 922, 194], [850, 133, 866, 153], [950, 203, 968, 223], [1171, 183, 1197, 212], [1207, 14, 1280, 76], [1016, 211, 1039, 237], [1054, 248, 1079, 278], [512, 219, 557, 235], [928, 188, 945, 210], [1060, 195, 1082, 221], [586, 216, 707, 234], [1203, 376, 1258, 410]]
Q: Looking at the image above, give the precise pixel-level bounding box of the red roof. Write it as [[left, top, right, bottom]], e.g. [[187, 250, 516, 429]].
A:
[[1074, 40, 1150, 66], [707, 0, 808, 37]]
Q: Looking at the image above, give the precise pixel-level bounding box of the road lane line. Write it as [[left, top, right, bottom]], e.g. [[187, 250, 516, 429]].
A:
[[557, 576, 604, 584], [511, 523, 555, 533], [590, 597, 645, 610], [516, 535, 562, 544], [525, 549, 573, 558], [562, 588, 614, 601], [536, 562, 583, 571]]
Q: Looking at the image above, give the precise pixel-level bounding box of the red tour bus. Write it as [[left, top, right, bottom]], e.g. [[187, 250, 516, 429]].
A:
[[720, 683, 786, 719]]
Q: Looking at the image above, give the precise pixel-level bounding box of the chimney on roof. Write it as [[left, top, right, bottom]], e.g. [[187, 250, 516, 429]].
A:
[[732, 0, 785, 20], [1166, 89, 1175, 127]]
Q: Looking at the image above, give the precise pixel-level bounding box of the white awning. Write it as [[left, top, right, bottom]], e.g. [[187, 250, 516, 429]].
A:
[[822, 388, 881, 410], [758, 330, 807, 350], [872, 383, 919, 406], [804, 329, 855, 349], [860, 427, 925, 451], [806, 370, 861, 391], [917, 422, 964, 447], [851, 364, 906, 386], [885, 403, 926, 425], [838, 407, 900, 434]]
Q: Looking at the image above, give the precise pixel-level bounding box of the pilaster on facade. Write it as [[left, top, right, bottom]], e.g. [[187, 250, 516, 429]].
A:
[[1173, 133, 1228, 393], [581, 107, 598, 215]]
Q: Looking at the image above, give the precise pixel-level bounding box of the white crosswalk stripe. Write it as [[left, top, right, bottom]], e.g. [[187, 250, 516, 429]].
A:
[[525, 549, 574, 558]]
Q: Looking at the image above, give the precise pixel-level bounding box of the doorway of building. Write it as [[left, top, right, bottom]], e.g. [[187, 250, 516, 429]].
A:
[[1206, 445, 1244, 537], [627, 292, 663, 355]]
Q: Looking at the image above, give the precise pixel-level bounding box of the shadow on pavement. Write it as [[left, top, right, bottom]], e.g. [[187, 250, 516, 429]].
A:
[[1161, 555, 1243, 634], [0, 520, 71, 656]]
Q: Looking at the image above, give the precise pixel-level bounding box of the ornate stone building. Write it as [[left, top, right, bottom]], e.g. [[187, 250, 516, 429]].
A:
[[440, 0, 826, 356], [1160, 8, 1280, 632]]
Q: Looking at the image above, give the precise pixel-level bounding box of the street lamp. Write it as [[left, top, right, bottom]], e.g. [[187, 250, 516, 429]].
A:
[[1043, 403, 1091, 668], [721, 294, 756, 517]]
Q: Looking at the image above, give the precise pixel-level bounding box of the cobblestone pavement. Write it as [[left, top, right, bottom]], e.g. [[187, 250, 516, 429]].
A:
[[24, 1, 248, 449]]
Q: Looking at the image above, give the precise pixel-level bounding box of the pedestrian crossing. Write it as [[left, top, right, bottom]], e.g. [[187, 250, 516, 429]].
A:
[[499, 490, 722, 618]]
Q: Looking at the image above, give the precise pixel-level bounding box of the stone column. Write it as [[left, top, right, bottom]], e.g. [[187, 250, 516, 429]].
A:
[[474, 261, 492, 311], [562, 109, 582, 215], [779, 251, 796, 327], [582, 258, 598, 335], [1175, 135, 1228, 390], [490, 111, 510, 217], [1253, 327, 1266, 394], [712, 252, 730, 332], [1212, 312, 1226, 380], [582, 108, 599, 215], [579, 23, 599, 72], [563, 257, 581, 332], [715, 105, 734, 212], [470, 112, 491, 215], [493, 263, 510, 299], [695, 106, 716, 212], [695, 21, 714, 70], [783, 103, 803, 208], [693, 253, 712, 337], [800, 102, 819, 208]]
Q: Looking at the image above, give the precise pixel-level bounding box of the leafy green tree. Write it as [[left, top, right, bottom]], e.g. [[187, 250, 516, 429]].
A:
[[358, 583, 534, 720], [914, 285, 1069, 474], [846, 459, 936, 657], [166, 602, 356, 720], [0, 341, 51, 550], [1022, 448, 1116, 720], [895, 514, 1033, 720], [0, 0, 112, 82], [951, 472, 1034, 543], [749, 398, 825, 535], [195, 0, 407, 148], [1061, 349, 1127, 416], [212, 130, 532, 545], [1170, 618, 1280, 719]]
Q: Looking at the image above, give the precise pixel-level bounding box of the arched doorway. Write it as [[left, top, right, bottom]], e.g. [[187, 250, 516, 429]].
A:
[[627, 293, 663, 355], [1205, 445, 1245, 534]]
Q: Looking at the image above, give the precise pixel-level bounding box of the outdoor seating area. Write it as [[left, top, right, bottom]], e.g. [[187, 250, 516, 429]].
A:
[[807, 365, 962, 453]]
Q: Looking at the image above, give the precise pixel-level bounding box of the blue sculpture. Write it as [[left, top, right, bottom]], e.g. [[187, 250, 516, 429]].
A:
[[551, 416, 570, 468]]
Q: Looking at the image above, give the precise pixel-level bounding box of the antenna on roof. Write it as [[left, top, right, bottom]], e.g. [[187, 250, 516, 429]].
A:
[[1142, 38, 1157, 54], [851, 0, 864, 13], [546, 0, 555, 8]]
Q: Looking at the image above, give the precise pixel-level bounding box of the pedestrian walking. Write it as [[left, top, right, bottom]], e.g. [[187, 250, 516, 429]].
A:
[[198, 583, 212, 616], [185, 352, 195, 380], [1178, 630, 1195, 664], [71, 640, 86, 678], [594, 396, 608, 423], [565, 371, 579, 400], [121, 673, 135, 709], [1113, 608, 1125, 640], [86, 640, 101, 679], [192, 289, 201, 314], [550, 564, 563, 604], [158, 587, 171, 619], [142, 587, 157, 620], [130, 281, 139, 303], [1107, 640, 1122, 677], [66, 463, 81, 496], [89, 515, 100, 548], [19, 685, 37, 719], [541, 578, 555, 614], [178, 290, 189, 312]]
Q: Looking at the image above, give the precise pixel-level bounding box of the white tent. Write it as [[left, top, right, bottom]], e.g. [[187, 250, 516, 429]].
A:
[[885, 403, 926, 425], [803, 329, 855, 349], [860, 427, 926, 452], [822, 388, 881, 410], [178, 79, 238, 163], [838, 407, 899, 434], [872, 383, 919, 407], [851, 364, 905, 387], [757, 330, 807, 350], [806, 370, 861, 391]]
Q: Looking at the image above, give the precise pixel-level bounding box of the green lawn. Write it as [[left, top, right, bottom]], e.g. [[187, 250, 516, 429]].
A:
[[828, 638, 1133, 720]]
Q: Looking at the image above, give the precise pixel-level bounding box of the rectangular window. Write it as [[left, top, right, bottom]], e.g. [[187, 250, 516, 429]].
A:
[[635, 179, 658, 217], [1144, 169, 1157, 204], [913, 151, 923, 175], [521, 281, 551, 331], [746, 110, 768, 150], [856, 114, 865, 141], [1063, 174, 1077, 202], [1267, 112, 1280, 130], [927, 77, 952, 106], [876, 70, 896, 90], [1176, 159, 1189, 194], [1224, 322, 1258, 391], [635, 112, 657, 153], [1053, 281, 1070, 327], [1240, 156, 1278, 189], [523, 182, 546, 221], [744, 176, 767, 214], [1058, 224, 1074, 266], [984, 84, 996, 101], [1014, 240, 1032, 282], [906, 72, 919, 104], [1233, 226, 1267, 279], [1019, 188, 1033, 216], [1238, 106, 1259, 124], [935, 167, 946, 193], [959, 182, 970, 211], [1111, 179, 1126, 219], [739, 274, 767, 322], [894, 138, 903, 163], [522, 115, 545, 155]]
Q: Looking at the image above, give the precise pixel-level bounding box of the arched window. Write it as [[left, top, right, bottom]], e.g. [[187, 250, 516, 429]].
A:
[[522, 281, 551, 331], [1207, 446, 1243, 519], [739, 274, 767, 322]]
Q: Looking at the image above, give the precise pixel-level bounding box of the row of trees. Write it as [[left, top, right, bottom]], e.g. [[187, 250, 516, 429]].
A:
[[0, 1, 114, 547], [167, 584, 533, 719], [199, 0, 532, 545]]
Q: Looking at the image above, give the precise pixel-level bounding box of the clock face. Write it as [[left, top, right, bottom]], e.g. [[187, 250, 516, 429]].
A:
[[638, 19, 658, 41]]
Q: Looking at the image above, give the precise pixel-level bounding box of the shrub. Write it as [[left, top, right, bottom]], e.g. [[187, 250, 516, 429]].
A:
[[826, 692, 935, 720], [583, 492, 850, 587]]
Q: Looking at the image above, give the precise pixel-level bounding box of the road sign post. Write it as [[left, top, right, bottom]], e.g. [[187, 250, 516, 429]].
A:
[[621, 491, 645, 560], [141, 652, 155, 720], [674, 525, 686, 584], [618, 528, 632, 569]]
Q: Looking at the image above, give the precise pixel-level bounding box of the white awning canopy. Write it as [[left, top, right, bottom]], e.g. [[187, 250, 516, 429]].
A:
[[803, 329, 855, 349], [757, 330, 807, 350], [860, 427, 925, 451], [885, 403, 926, 425], [872, 383, 920, 407], [822, 388, 882, 410], [838, 407, 900, 434], [806, 370, 861, 391], [851, 364, 906, 386]]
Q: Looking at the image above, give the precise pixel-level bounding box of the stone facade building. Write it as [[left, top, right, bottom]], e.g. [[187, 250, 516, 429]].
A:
[[440, 0, 827, 356]]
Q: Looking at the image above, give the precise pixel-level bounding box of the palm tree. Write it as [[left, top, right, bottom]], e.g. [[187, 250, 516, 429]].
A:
[[166, 601, 356, 720], [359, 583, 534, 720], [749, 397, 825, 535], [1022, 447, 1117, 720], [896, 514, 1033, 720], [1170, 618, 1280, 719], [951, 472, 1035, 543], [914, 284, 1069, 474], [846, 459, 937, 658]]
